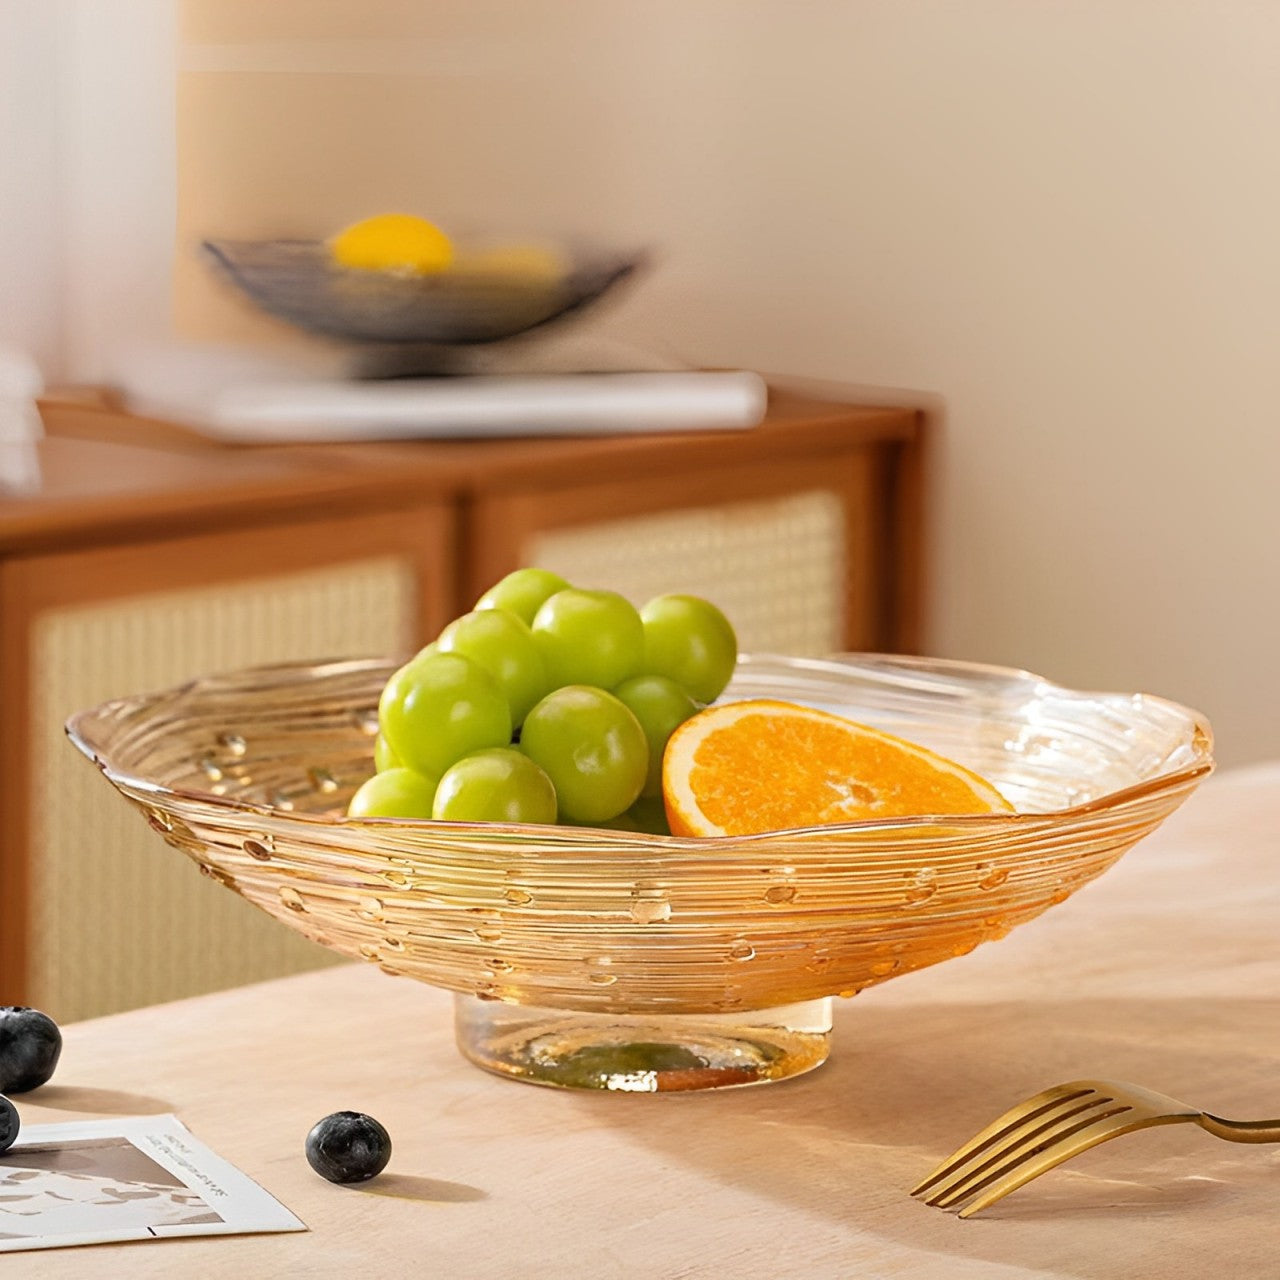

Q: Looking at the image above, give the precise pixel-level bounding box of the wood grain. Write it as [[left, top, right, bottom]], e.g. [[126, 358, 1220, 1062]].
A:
[[27, 389, 922, 648]]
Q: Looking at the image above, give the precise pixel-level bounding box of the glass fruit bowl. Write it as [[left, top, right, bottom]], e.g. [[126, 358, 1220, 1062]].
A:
[[202, 238, 642, 350], [66, 654, 1213, 1092]]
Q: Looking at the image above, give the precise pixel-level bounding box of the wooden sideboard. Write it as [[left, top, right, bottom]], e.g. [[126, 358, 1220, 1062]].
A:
[[0, 386, 924, 1018]]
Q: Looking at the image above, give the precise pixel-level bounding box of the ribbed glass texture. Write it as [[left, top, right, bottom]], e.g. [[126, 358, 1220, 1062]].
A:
[[66, 654, 1213, 1016], [202, 239, 638, 345]]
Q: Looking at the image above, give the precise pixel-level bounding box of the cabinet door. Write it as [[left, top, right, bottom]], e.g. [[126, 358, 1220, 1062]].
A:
[[0, 503, 453, 1018], [463, 449, 891, 656]]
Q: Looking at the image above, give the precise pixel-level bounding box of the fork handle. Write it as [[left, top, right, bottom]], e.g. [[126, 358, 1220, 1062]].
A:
[[1199, 1114, 1280, 1143]]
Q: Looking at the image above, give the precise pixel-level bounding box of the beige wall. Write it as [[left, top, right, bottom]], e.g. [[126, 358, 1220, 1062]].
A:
[[65, 0, 178, 380], [27, 2, 1280, 764]]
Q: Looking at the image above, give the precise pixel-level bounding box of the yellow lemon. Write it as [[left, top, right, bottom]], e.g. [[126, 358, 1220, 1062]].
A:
[[449, 243, 567, 284], [329, 213, 454, 275]]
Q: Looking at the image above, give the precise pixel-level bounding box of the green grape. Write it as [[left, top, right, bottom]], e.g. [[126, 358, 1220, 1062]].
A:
[[624, 794, 673, 836], [531, 589, 644, 690], [612, 674, 699, 798], [562, 792, 672, 835], [639, 594, 738, 704], [436, 608, 549, 726], [377, 651, 512, 779], [520, 686, 648, 824], [373, 731, 401, 772], [567, 809, 640, 832], [432, 748, 558, 824], [347, 767, 438, 819], [475, 567, 571, 626], [571, 795, 673, 834]]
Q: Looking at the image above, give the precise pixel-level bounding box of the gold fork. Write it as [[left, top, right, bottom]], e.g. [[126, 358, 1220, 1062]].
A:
[[911, 1079, 1280, 1217]]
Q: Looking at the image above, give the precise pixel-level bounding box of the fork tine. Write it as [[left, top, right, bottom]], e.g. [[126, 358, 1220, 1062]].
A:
[[911, 1082, 1102, 1198], [954, 1108, 1155, 1218], [928, 1099, 1131, 1209]]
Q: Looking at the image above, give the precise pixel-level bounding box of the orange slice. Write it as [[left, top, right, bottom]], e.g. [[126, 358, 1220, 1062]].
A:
[[663, 699, 1012, 837]]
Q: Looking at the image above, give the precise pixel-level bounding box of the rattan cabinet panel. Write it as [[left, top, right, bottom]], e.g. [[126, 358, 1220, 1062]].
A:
[[529, 489, 847, 656], [467, 448, 888, 655], [29, 558, 413, 1020], [1, 501, 453, 1015]]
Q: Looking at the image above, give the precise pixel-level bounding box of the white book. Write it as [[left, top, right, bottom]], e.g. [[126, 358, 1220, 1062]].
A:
[[116, 343, 767, 444]]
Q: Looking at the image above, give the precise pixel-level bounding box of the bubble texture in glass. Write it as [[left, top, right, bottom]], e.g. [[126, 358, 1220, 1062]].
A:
[[65, 654, 1213, 1016]]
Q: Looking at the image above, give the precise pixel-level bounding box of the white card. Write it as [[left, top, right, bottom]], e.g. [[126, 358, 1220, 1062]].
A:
[[0, 1114, 305, 1252]]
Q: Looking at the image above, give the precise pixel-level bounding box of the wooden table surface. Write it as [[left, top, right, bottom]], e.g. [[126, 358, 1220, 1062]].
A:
[[13, 763, 1279, 1279], [13, 387, 918, 556]]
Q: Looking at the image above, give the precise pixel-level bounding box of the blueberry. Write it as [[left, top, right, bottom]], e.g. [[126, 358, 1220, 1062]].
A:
[[0, 1096, 17, 1155], [0, 1007, 62, 1094], [305, 1111, 392, 1184]]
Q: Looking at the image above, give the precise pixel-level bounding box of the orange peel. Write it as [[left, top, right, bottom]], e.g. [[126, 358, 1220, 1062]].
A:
[[663, 699, 1012, 837]]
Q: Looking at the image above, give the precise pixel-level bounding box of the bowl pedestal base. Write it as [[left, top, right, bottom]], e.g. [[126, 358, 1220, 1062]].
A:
[[453, 994, 833, 1092]]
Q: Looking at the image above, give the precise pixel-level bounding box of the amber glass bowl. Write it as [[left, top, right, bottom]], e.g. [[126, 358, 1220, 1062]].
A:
[[67, 654, 1212, 1091]]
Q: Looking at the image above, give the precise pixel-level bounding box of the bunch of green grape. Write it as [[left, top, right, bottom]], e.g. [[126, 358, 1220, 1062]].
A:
[[346, 568, 738, 834]]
